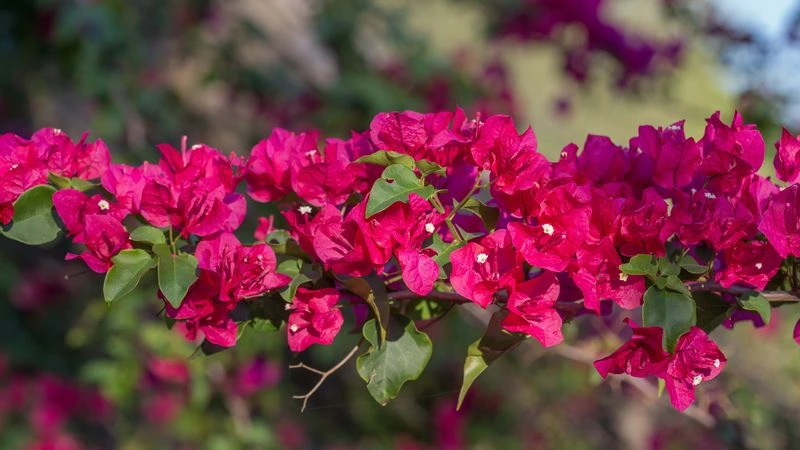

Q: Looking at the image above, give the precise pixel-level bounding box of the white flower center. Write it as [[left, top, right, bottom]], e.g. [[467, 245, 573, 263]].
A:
[[619, 273, 629, 282], [692, 375, 703, 386], [713, 359, 720, 368], [425, 223, 435, 233], [704, 192, 716, 199], [53, 128, 63, 134], [289, 324, 299, 333], [305, 150, 317, 158], [475, 253, 489, 264], [755, 262, 763, 270], [560, 151, 567, 158], [542, 223, 555, 236], [636, 148, 643, 154], [284, 303, 292, 311], [97, 200, 110, 211], [298, 205, 312, 215], [191, 144, 202, 150], [9, 163, 19, 170]]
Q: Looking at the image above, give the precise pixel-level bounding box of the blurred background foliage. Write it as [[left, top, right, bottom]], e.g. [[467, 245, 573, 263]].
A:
[[2, 0, 800, 449]]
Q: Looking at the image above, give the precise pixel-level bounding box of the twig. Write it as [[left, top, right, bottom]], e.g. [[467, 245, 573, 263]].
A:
[[290, 344, 361, 412], [686, 282, 800, 302]]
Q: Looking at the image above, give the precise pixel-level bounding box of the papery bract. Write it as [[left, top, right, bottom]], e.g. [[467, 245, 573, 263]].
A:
[[593, 319, 670, 378], [501, 271, 563, 347], [664, 327, 726, 411], [287, 287, 344, 352], [450, 229, 521, 308]]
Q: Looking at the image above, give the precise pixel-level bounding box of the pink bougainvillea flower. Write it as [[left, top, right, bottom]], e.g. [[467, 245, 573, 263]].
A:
[[663, 327, 726, 411], [716, 240, 781, 291], [576, 134, 630, 185], [287, 287, 344, 352], [758, 184, 800, 258], [165, 270, 238, 347], [699, 111, 765, 194], [616, 188, 670, 257], [66, 215, 131, 273], [101, 163, 149, 214], [472, 115, 550, 194], [0, 202, 13, 225], [450, 229, 522, 308], [508, 219, 581, 273], [0, 132, 49, 218], [31, 128, 110, 180], [774, 128, 800, 184], [254, 216, 275, 242], [397, 248, 439, 296], [309, 203, 381, 277], [501, 271, 563, 347], [573, 238, 645, 312], [196, 232, 289, 302], [53, 189, 127, 243], [793, 319, 800, 346], [630, 121, 702, 189], [593, 319, 670, 378], [290, 137, 373, 207], [369, 110, 429, 159], [246, 128, 319, 202]]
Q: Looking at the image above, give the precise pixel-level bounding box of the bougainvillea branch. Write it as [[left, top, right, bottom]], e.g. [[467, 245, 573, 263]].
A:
[[3, 107, 800, 415], [290, 344, 362, 412]]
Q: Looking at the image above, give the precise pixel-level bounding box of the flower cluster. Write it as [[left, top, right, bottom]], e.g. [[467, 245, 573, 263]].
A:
[[2, 107, 799, 413]]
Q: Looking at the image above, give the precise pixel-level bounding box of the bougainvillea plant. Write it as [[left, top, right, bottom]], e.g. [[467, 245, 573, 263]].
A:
[[2, 109, 800, 414]]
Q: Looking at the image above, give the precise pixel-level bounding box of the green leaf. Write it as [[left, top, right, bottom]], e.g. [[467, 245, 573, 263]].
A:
[[460, 198, 500, 232], [344, 274, 390, 343], [429, 233, 467, 279], [2, 185, 61, 245], [620, 254, 657, 278], [356, 315, 433, 406], [658, 257, 681, 277], [739, 291, 771, 324], [642, 286, 696, 352], [664, 275, 691, 296], [365, 164, 434, 218], [355, 150, 415, 170], [457, 310, 525, 410], [694, 291, 733, 333], [153, 244, 198, 308], [129, 226, 166, 245], [414, 159, 446, 176], [678, 254, 708, 275], [47, 173, 96, 191], [103, 249, 156, 303]]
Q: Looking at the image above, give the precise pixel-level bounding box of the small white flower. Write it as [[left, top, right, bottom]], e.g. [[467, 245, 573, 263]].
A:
[[713, 359, 720, 368], [53, 128, 63, 134], [755, 262, 763, 270], [475, 253, 489, 264], [284, 303, 293, 311], [636, 148, 643, 154], [191, 144, 202, 150], [298, 205, 313, 215], [10, 163, 19, 170], [666, 124, 681, 131], [425, 223, 435, 233], [97, 200, 110, 211], [690, 188, 697, 195], [704, 192, 717, 200], [692, 375, 703, 386], [619, 273, 629, 282], [305, 150, 317, 158], [289, 324, 299, 333], [542, 223, 555, 236], [560, 151, 568, 158]]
